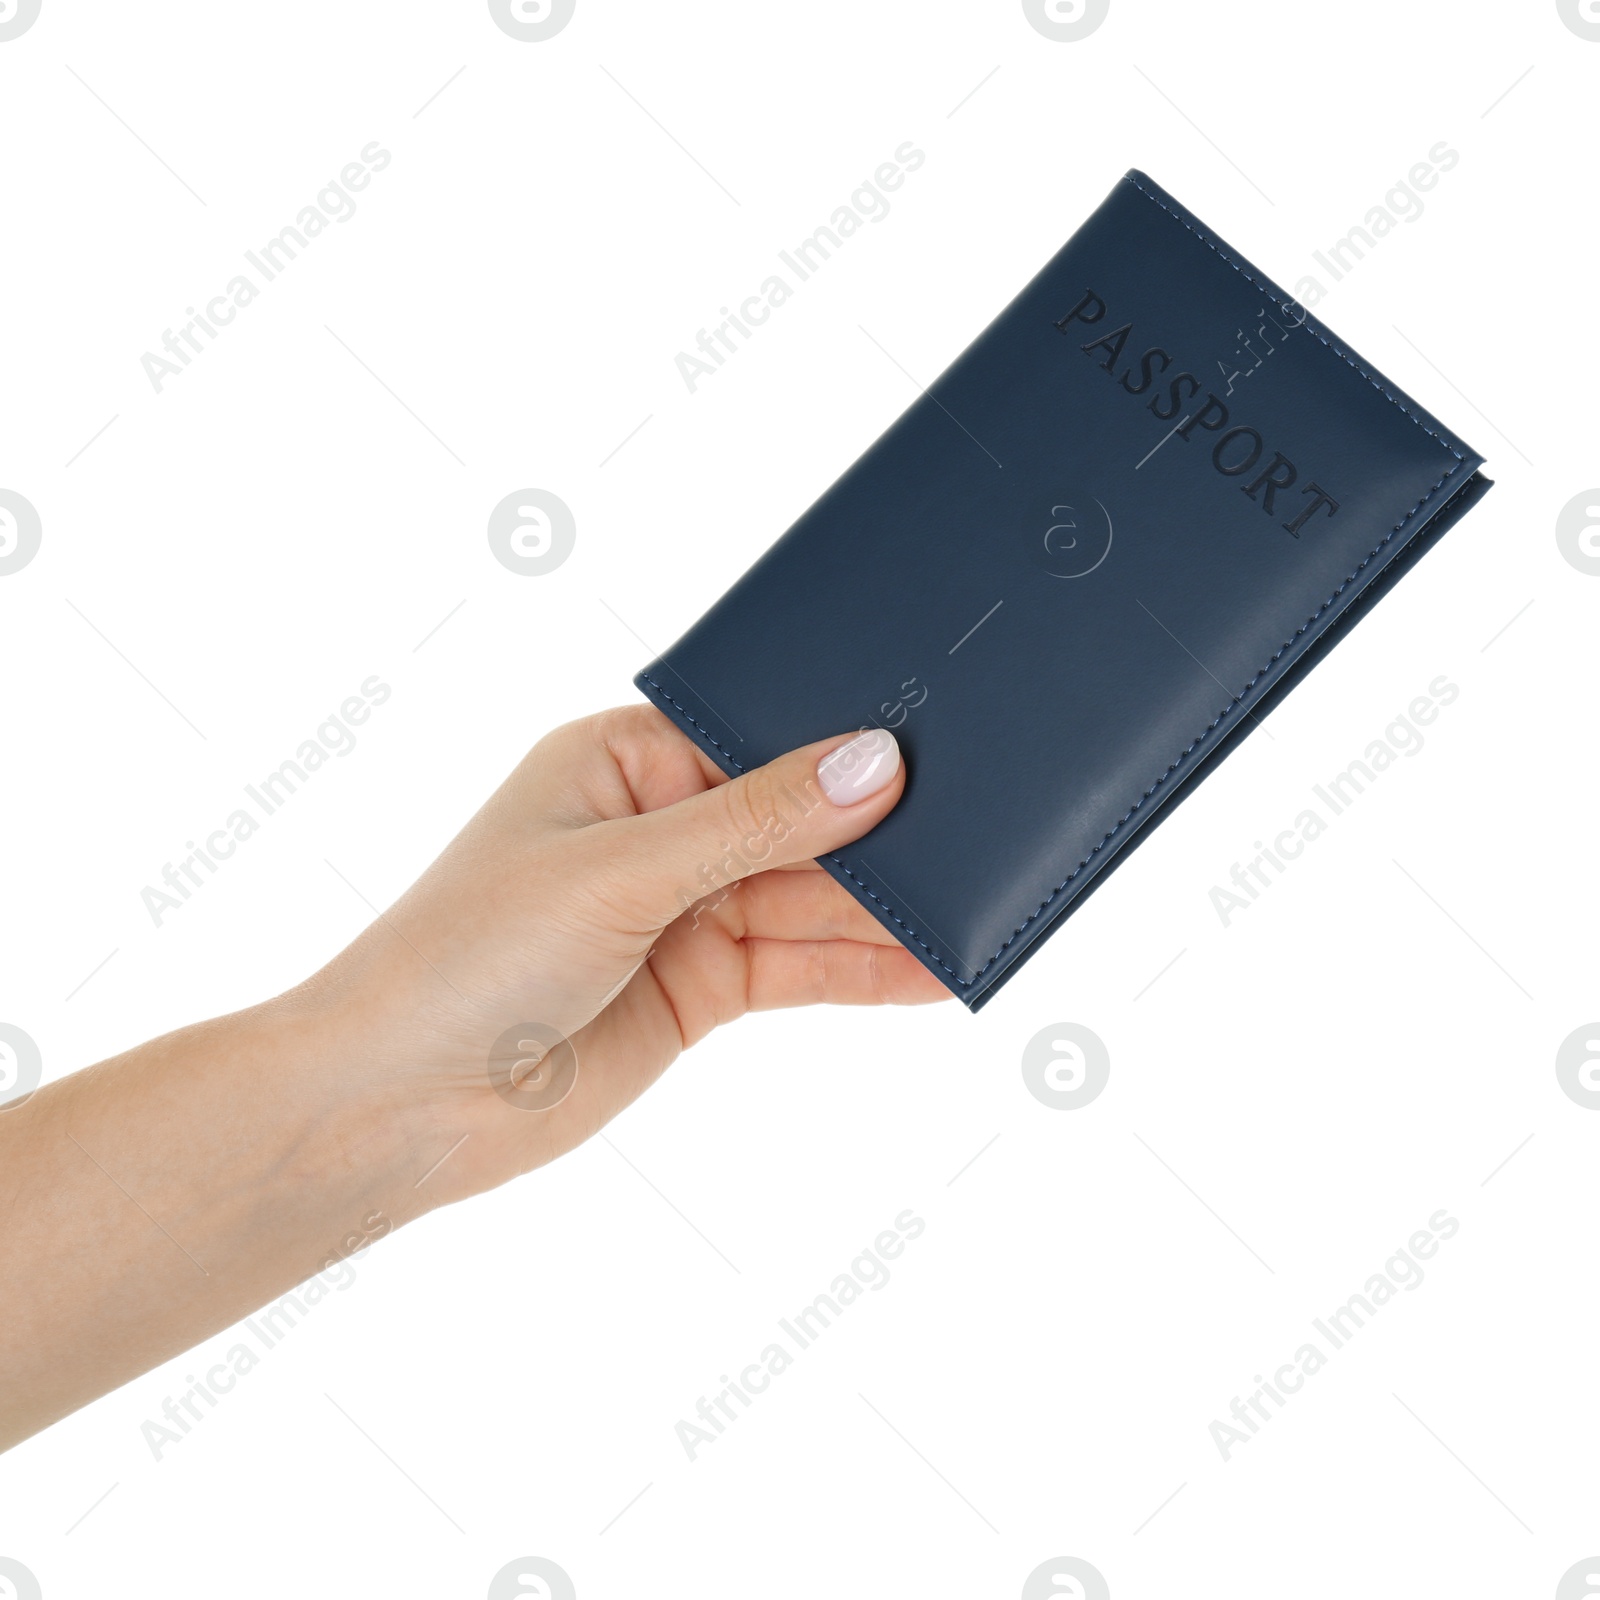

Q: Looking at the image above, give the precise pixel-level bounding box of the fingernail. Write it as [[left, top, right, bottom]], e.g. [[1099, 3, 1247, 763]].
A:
[[817, 729, 901, 805]]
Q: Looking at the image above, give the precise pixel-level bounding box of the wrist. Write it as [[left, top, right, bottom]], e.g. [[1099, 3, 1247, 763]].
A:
[[244, 982, 442, 1234]]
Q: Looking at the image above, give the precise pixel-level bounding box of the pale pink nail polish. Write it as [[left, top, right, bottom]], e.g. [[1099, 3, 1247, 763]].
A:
[[816, 729, 901, 805]]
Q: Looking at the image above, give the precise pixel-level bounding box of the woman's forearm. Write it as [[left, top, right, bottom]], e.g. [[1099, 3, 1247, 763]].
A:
[[0, 989, 428, 1449]]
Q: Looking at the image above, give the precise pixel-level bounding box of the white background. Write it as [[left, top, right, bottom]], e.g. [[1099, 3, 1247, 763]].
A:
[[1, 1, 1596, 1596]]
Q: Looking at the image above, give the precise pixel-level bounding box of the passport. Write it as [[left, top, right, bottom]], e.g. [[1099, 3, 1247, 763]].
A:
[[635, 169, 1492, 1010]]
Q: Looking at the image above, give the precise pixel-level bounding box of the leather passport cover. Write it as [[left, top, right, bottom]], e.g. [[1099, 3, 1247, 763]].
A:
[[634, 169, 1492, 1010]]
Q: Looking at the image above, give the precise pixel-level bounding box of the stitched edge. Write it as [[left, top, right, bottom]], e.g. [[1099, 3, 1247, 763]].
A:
[[643, 180, 1477, 995], [1121, 173, 1467, 463]]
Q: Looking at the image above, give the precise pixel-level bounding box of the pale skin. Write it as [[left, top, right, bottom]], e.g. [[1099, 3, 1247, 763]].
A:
[[0, 707, 948, 1451]]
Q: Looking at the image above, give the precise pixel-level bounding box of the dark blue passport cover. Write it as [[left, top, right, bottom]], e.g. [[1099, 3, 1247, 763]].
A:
[[635, 169, 1492, 1010]]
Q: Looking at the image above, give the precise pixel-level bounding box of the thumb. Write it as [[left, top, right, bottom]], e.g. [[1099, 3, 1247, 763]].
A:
[[612, 728, 904, 927]]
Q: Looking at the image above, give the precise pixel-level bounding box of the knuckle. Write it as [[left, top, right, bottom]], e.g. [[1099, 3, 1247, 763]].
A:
[[807, 940, 831, 1006], [811, 874, 850, 939], [722, 766, 783, 859], [528, 710, 606, 766], [865, 942, 890, 1004]]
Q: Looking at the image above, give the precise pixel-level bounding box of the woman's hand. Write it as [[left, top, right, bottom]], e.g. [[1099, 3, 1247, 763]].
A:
[[0, 706, 947, 1448], [314, 705, 948, 1208]]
